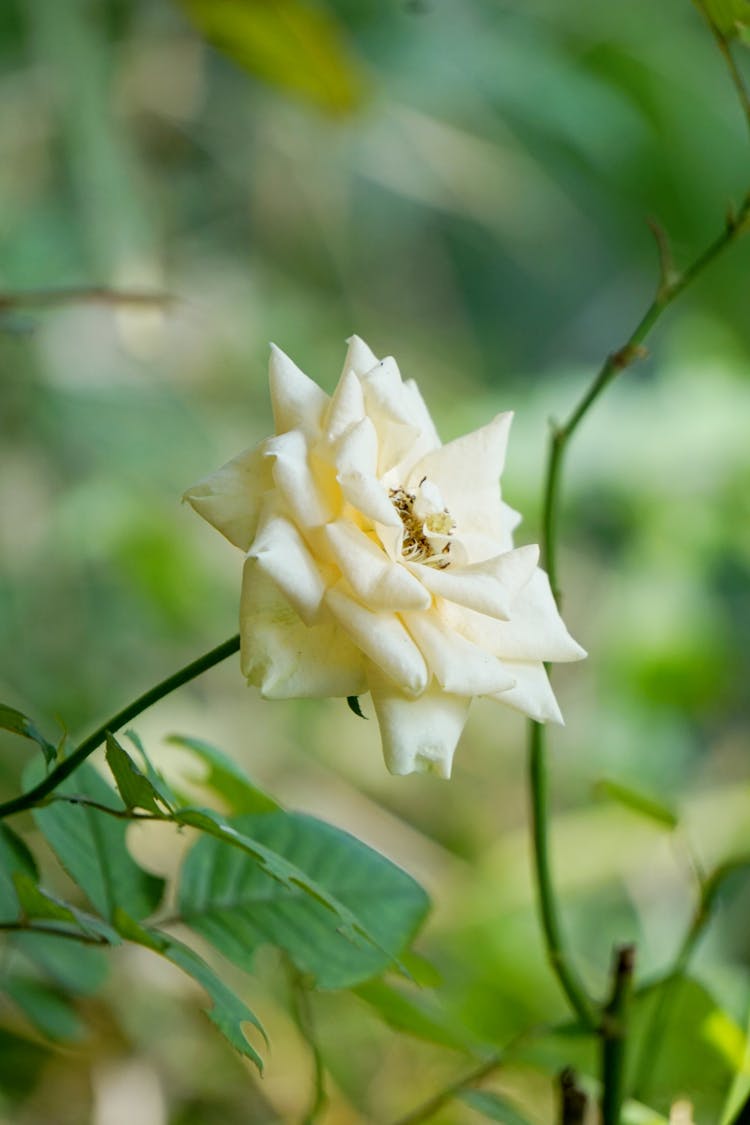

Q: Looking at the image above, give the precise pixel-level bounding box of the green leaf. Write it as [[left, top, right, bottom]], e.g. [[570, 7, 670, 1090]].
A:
[[105, 733, 165, 813], [177, 810, 430, 988], [0, 703, 56, 766], [11, 932, 109, 995], [167, 734, 279, 814], [354, 979, 476, 1052], [3, 976, 85, 1042], [114, 909, 266, 1071], [458, 1089, 534, 1124], [175, 0, 364, 113], [12, 873, 119, 943], [126, 730, 180, 809], [0, 824, 39, 921], [28, 761, 164, 921], [594, 778, 678, 830], [347, 695, 368, 719]]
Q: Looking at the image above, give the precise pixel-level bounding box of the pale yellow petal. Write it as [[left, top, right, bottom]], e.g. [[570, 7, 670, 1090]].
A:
[[324, 521, 430, 611], [342, 335, 379, 378], [403, 612, 516, 696], [183, 443, 273, 550], [266, 430, 335, 528], [367, 666, 471, 778], [489, 660, 563, 723], [325, 582, 428, 696], [249, 512, 326, 625], [240, 561, 366, 698], [439, 568, 586, 663], [325, 367, 366, 442], [269, 343, 329, 435], [409, 544, 539, 621]]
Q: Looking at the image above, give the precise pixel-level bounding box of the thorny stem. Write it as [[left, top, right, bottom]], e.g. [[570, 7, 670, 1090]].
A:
[[528, 189, 750, 1041], [0, 634, 241, 819]]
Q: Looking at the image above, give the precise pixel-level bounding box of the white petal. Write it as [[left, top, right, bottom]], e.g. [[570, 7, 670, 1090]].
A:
[[439, 568, 586, 663], [266, 430, 335, 528], [183, 443, 273, 550], [334, 419, 401, 527], [408, 413, 513, 551], [403, 612, 516, 696], [367, 666, 471, 778], [249, 512, 326, 625], [325, 367, 365, 442], [489, 661, 563, 723], [325, 582, 428, 696], [409, 544, 539, 621], [240, 561, 366, 698], [342, 335, 379, 378], [324, 521, 430, 611], [269, 344, 329, 435]]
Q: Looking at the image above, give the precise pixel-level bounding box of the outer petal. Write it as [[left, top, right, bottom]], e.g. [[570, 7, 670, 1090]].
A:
[[183, 443, 273, 551], [489, 660, 563, 723], [240, 561, 366, 698], [402, 612, 516, 696], [368, 666, 471, 778], [249, 512, 326, 625], [266, 430, 335, 528], [439, 569, 587, 663], [324, 521, 430, 611], [342, 335, 379, 378], [325, 367, 366, 442], [269, 344, 329, 436], [325, 582, 428, 697], [409, 544, 539, 621]]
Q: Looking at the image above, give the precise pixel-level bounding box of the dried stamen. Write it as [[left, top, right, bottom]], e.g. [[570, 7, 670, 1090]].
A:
[[389, 485, 455, 569]]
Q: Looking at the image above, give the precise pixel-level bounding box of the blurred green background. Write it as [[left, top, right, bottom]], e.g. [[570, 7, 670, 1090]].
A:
[[2, 0, 750, 1122]]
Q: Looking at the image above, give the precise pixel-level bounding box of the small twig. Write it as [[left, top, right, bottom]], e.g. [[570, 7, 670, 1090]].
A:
[[0, 920, 111, 946], [0, 634, 241, 820], [47, 794, 165, 822], [0, 286, 176, 312], [390, 1051, 504, 1125], [691, 0, 750, 138], [601, 945, 636, 1125], [646, 217, 679, 299], [559, 1067, 588, 1125]]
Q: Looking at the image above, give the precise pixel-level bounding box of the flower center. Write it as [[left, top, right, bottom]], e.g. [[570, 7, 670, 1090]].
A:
[[389, 481, 455, 569]]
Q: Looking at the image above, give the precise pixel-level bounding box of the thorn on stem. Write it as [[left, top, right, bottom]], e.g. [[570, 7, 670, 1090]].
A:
[[610, 343, 648, 371], [647, 216, 679, 294]]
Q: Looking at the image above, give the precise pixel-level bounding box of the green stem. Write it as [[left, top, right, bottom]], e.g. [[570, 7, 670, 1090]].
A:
[[390, 1050, 505, 1125], [542, 190, 750, 597], [601, 946, 635, 1125], [529, 722, 597, 1030], [0, 634, 240, 820]]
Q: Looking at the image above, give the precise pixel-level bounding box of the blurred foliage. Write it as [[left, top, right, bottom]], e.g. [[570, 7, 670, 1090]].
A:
[[2, 0, 750, 1122]]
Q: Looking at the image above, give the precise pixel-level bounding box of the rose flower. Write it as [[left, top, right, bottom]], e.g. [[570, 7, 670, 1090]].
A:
[[185, 337, 585, 777]]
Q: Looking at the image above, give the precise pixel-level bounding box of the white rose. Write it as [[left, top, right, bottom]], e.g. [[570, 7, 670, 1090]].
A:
[[185, 337, 585, 778]]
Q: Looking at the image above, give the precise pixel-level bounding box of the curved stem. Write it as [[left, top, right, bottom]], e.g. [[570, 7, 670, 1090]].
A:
[[542, 190, 750, 596], [0, 634, 240, 820], [529, 722, 597, 1030]]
